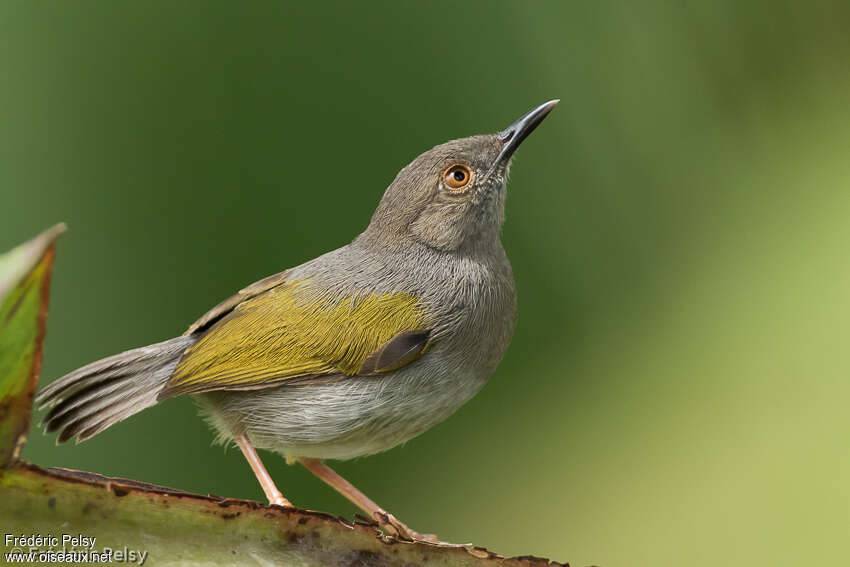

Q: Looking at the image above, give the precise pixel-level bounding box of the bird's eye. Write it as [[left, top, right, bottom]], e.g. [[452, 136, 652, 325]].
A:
[[443, 164, 473, 191]]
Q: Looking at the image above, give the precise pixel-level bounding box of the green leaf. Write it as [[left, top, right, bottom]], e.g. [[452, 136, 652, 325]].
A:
[[0, 223, 65, 467]]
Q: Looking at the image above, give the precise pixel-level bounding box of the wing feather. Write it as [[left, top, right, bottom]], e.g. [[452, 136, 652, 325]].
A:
[[160, 279, 429, 399]]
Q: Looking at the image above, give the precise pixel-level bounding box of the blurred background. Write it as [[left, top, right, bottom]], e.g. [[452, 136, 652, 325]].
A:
[[2, 1, 849, 565]]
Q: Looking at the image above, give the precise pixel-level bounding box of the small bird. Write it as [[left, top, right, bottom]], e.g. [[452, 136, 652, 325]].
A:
[[37, 100, 558, 541]]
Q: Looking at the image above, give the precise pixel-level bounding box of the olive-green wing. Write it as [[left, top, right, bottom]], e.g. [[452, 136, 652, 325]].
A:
[[159, 279, 430, 399]]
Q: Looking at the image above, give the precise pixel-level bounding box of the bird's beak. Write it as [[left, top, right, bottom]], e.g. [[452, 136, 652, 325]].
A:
[[497, 99, 559, 163]]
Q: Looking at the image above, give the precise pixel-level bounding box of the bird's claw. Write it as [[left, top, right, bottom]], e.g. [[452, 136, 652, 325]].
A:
[[373, 511, 439, 543]]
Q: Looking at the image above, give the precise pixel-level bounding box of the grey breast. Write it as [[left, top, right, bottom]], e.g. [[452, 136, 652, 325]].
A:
[[201, 240, 517, 459]]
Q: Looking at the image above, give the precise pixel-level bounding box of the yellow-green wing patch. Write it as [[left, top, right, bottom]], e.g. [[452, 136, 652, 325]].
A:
[[161, 280, 428, 398]]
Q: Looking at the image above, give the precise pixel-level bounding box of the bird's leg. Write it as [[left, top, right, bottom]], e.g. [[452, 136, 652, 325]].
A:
[[235, 434, 292, 507], [298, 457, 437, 543]]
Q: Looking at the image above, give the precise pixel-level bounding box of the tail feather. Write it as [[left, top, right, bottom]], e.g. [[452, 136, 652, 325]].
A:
[[38, 338, 189, 402], [58, 388, 155, 443], [37, 336, 196, 443], [42, 376, 127, 428], [46, 379, 144, 437]]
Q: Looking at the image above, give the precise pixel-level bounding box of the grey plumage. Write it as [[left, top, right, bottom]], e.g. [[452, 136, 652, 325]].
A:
[[36, 101, 557, 466], [37, 336, 196, 443], [37, 225, 516, 458], [198, 238, 516, 459]]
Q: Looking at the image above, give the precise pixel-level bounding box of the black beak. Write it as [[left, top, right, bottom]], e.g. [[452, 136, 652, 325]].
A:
[[497, 99, 559, 163]]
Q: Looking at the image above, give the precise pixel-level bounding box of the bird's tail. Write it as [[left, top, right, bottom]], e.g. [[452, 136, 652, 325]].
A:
[[36, 336, 197, 443]]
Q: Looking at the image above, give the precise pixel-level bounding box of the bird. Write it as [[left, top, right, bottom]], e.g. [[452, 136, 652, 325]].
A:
[[36, 100, 558, 542]]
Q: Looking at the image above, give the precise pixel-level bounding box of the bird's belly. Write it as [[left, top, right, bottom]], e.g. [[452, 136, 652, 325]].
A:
[[197, 359, 488, 460]]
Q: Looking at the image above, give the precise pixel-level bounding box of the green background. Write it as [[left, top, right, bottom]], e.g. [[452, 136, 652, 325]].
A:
[[3, 1, 849, 565]]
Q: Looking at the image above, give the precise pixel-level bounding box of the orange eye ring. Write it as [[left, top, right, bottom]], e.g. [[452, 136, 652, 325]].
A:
[[443, 164, 473, 191]]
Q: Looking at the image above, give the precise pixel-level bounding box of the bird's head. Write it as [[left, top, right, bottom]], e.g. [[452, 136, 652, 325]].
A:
[[362, 100, 558, 253]]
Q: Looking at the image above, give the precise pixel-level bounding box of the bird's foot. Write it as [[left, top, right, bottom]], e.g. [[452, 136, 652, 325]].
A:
[[269, 494, 293, 507], [373, 511, 440, 544]]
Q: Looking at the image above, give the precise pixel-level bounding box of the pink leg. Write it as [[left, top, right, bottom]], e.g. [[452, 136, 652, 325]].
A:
[[298, 457, 437, 542], [235, 434, 292, 507]]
